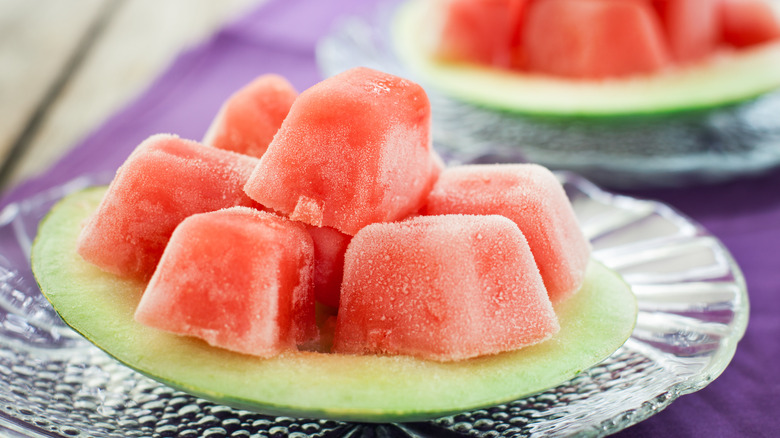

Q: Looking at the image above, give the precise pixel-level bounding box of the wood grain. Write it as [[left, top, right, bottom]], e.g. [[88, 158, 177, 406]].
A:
[[0, 0, 108, 176], [0, 0, 262, 191]]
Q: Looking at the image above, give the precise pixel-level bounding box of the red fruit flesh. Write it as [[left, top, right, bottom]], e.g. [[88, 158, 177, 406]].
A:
[[308, 225, 351, 308], [521, 0, 671, 79], [203, 74, 298, 158], [333, 215, 559, 362], [76, 134, 261, 280], [134, 208, 318, 357], [424, 164, 591, 302], [243, 67, 442, 235], [652, 0, 721, 63], [720, 0, 780, 48]]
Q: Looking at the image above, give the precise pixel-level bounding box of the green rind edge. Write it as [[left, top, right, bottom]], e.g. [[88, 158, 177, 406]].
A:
[[392, 0, 780, 117], [31, 187, 637, 423]]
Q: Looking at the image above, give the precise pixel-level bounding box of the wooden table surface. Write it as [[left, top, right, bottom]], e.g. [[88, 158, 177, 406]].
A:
[[0, 0, 263, 193]]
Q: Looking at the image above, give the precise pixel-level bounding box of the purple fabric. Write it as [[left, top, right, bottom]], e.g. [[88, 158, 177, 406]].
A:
[[1, 0, 777, 435], [613, 175, 780, 438]]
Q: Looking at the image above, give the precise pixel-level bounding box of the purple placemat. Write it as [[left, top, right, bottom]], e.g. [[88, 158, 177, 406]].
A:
[[615, 174, 780, 438], [2, 0, 778, 436]]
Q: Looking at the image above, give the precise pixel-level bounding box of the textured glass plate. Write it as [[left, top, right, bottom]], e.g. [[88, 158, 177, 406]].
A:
[[316, 1, 780, 189], [0, 172, 747, 437]]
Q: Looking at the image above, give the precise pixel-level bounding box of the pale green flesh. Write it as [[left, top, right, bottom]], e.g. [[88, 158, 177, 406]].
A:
[[393, 0, 780, 116], [32, 187, 637, 422]]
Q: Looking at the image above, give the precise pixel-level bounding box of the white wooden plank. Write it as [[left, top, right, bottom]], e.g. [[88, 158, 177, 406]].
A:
[[0, 0, 107, 169], [4, 0, 263, 189]]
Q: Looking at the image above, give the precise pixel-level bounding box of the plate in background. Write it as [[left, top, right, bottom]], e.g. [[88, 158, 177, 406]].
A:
[[316, 1, 780, 189]]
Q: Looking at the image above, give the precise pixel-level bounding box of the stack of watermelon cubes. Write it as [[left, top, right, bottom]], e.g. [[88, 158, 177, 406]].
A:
[[432, 0, 780, 79], [76, 67, 591, 361]]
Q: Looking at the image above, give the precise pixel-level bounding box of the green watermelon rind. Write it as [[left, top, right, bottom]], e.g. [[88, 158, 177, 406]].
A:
[[32, 187, 637, 423], [392, 0, 780, 117]]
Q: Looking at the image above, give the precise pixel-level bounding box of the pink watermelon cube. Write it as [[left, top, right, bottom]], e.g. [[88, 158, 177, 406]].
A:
[[202, 74, 298, 158], [333, 214, 559, 362], [520, 0, 671, 78], [307, 225, 351, 309], [652, 0, 720, 64], [424, 164, 590, 302], [76, 134, 262, 280], [719, 0, 780, 48], [243, 67, 443, 235], [135, 207, 318, 357], [433, 0, 528, 68]]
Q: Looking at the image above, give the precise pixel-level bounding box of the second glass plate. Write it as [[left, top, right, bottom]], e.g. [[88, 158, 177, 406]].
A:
[[316, 1, 780, 189]]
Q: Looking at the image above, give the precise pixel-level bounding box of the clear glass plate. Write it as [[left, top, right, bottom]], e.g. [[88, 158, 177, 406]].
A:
[[315, 1, 780, 189], [0, 172, 747, 437]]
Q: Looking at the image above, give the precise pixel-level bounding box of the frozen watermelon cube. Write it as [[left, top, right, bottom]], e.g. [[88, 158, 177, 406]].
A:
[[424, 164, 590, 302], [521, 0, 670, 78], [135, 207, 317, 357], [307, 225, 351, 309], [719, 0, 780, 48], [652, 0, 720, 64], [243, 67, 443, 235], [202, 74, 298, 158], [333, 214, 559, 362], [433, 0, 528, 68], [76, 134, 262, 280]]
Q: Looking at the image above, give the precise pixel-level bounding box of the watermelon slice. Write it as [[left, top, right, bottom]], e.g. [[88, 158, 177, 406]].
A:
[[394, 0, 780, 115], [424, 164, 591, 302], [720, 0, 780, 48], [31, 64, 639, 421], [134, 207, 318, 356], [521, 0, 671, 79], [76, 134, 262, 280], [202, 74, 298, 158], [243, 67, 442, 235], [33, 186, 636, 422], [333, 214, 559, 362]]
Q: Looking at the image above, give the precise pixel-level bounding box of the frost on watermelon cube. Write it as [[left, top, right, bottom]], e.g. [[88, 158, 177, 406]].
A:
[[243, 67, 443, 235], [333, 214, 559, 362], [76, 134, 262, 280], [134, 207, 318, 357], [424, 164, 590, 302], [202, 74, 298, 158], [307, 225, 351, 309]]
